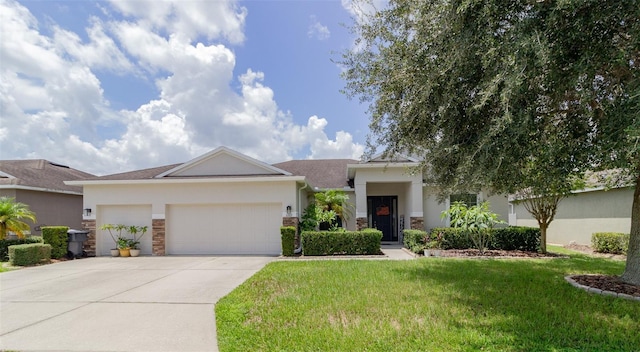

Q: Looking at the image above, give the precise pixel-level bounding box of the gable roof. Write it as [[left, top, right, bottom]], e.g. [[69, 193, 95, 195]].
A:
[[156, 146, 291, 178], [0, 160, 94, 195], [273, 159, 357, 189]]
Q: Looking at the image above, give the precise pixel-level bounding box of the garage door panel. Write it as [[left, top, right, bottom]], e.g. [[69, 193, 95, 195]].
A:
[[97, 205, 152, 256], [166, 203, 281, 255]]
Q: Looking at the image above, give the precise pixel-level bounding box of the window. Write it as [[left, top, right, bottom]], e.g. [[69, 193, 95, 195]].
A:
[[449, 193, 478, 207]]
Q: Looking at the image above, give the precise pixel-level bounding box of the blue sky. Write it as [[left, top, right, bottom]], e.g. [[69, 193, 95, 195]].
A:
[[0, 0, 380, 175]]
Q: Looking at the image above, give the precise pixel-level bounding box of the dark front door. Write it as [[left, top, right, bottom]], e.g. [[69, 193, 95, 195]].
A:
[[368, 196, 397, 242]]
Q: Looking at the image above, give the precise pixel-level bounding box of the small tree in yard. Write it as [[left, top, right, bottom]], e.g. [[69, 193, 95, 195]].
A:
[[442, 201, 505, 255], [0, 197, 37, 239]]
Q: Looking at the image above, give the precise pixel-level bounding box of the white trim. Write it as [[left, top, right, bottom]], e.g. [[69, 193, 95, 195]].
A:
[[410, 212, 424, 217], [65, 175, 306, 186], [152, 213, 166, 220], [154, 146, 292, 178], [346, 162, 421, 179], [0, 184, 83, 196], [282, 211, 299, 217], [365, 152, 420, 163], [82, 215, 96, 220], [356, 212, 368, 218]]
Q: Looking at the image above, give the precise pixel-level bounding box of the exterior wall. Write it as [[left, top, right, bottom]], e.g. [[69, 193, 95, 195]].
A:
[[423, 187, 510, 231], [83, 180, 298, 255], [514, 187, 633, 245], [0, 189, 83, 235], [344, 190, 356, 230]]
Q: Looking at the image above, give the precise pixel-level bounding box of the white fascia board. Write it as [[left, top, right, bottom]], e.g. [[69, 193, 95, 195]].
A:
[[65, 175, 306, 186], [347, 162, 421, 179], [508, 184, 632, 202], [0, 170, 16, 178], [0, 184, 83, 196]]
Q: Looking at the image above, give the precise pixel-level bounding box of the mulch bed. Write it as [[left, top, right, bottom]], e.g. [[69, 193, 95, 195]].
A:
[[438, 249, 561, 258], [570, 274, 640, 298]]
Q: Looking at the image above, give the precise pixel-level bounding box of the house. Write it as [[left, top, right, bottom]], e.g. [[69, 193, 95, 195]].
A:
[[66, 146, 509, 256], [510, 185, 634, 245], [0, 159, 94, 235]]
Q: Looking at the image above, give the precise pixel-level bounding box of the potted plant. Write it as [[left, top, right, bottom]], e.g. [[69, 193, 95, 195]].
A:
[[431, 232, 444, 257], [117, 236, 131, 257], [100, 224, 127, 257], [127, 225, 147, 257]]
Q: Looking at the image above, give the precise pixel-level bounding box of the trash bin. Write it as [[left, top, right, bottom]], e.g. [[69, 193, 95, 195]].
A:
[[67, 229, 89, 259]]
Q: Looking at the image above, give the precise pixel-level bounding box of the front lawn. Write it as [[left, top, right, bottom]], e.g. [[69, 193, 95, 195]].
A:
[[216, 255, 639, 351]]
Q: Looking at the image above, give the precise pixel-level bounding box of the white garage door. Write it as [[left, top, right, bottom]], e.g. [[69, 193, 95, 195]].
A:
[[97, 205, 152, 256], [166, 203, 282, 255]]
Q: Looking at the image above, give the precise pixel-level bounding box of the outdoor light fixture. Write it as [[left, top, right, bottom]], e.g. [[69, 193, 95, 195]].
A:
[[286, 205, 292, 216], [84, 208, 92, 216]]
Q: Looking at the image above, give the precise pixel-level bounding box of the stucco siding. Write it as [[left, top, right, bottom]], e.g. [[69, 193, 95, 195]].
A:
[[8, 190, 83, 234], [514, 187, 633, 245]]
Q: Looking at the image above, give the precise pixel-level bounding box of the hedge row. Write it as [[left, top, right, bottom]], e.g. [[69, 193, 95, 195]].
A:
[[0, 237, 44, 261], [9, 243, 52, 266], [301, 229, 383, 255], [42, 226, 69, 259], [592, 232, 629, 254], [281, 226, 296, 256], [404, 226, 541, 253]]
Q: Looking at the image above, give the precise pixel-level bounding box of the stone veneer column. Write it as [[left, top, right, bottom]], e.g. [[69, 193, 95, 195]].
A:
[[356, 217, 368, 230], [82, 219, 96, 257], [282, 217, 300, 247], [410, 217, 424, 230], [152, 219, 166, 256]]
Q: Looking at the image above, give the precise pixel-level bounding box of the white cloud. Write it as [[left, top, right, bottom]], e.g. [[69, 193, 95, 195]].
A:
[[341, 0, 387, 24], [308, 15, 330, 40], [0, 0, 364, 175]]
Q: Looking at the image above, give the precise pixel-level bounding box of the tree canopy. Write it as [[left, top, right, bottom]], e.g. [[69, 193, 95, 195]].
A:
[[342, 0, 640, 283], [0, 197, 37, 239]]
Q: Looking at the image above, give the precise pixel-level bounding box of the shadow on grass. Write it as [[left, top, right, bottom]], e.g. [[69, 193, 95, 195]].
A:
[[393, 256, 639, 351]]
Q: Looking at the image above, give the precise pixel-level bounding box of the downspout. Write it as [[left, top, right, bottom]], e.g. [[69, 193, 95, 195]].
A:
[[295, 181, 309, 254]]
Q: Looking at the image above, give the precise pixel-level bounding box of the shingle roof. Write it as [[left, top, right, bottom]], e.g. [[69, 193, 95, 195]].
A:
[[273, 159, 357, 189], [0, 160, 94, 194], [82, 164, 181, 181]]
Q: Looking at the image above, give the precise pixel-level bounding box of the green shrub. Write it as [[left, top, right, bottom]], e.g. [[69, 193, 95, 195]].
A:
[[430, 228, 473, 250], [302, 230, 382, 255], [403, 229, 428, 254], [0, 237, 43, 261], [281, 226, 296, 256], [429, 226, 540, 251], [42, 226, 69, 259], [592, 232, 629, 254], [8, 243, 52, 266], [491, 227, 540, 252]]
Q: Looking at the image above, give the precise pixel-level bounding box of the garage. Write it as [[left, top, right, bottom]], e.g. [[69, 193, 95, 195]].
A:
[[166, 203, 282, 255], [97, 205, 152, 256]]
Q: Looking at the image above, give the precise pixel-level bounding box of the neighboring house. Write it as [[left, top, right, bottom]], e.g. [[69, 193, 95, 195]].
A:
[[0, 159, 94, 235], [67, 146, 509, 256], [510, 186, 634, 245]]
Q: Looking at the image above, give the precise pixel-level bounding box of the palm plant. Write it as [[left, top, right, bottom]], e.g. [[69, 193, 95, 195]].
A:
[[0, 197, 37, 239], [314, 190, 353, 227]]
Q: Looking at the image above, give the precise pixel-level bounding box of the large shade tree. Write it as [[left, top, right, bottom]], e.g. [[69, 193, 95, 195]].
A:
[[341, 0, 640, 283]]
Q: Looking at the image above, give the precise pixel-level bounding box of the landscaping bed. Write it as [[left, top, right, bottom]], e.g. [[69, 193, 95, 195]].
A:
[[431, 249, 561, 258], [570, 274, 640, 298]]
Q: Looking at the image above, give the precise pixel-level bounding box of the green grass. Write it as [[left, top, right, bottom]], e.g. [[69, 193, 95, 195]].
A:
[[216, 256, 640, 352]]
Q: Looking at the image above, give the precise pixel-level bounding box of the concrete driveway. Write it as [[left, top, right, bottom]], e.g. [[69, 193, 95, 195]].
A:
[[0, 256, 274, 352]]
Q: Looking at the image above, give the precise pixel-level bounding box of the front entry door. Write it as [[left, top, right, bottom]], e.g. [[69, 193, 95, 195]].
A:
[[368, 196, 398, 242]]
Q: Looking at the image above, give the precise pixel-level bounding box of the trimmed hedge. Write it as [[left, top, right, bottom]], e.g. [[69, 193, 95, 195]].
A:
[[403, 229, 428, 253], [404, 227, 541, 254], [302, 229, 382, 256], [0, 237, 44, 261], [491, 226, 540, 252], [8, 243, 52, 266], [592, 232, 629, 254], [42, 226, 69, 259], [281, 226, 296, 256]]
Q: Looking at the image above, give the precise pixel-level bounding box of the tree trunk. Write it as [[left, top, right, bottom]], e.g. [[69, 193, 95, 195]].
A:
[[539, 222, 548, 254], [620, 173, 640, 286]]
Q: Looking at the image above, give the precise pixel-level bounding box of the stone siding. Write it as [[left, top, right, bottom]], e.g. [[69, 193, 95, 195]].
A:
[[410, 217, 424, 230], [356, 217, 368, 230], [152, 219, 166, 256], [82, 219, 96, 257]]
